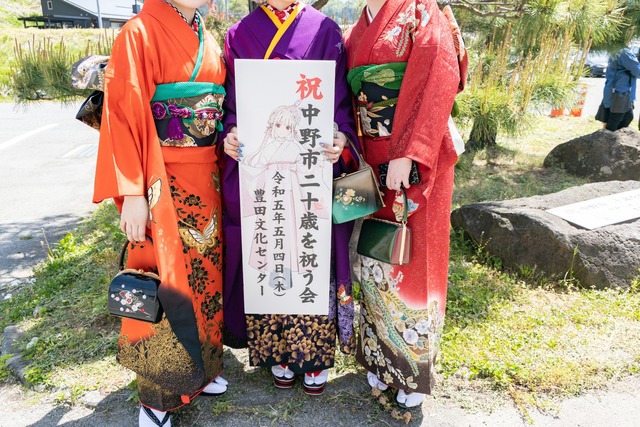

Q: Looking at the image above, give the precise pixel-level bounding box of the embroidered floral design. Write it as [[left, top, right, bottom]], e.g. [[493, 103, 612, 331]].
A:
[[382, 2, 431, 57], [392, 191, 419, 222], [358, 255, 444, 390], [111, 286, 147, 315], [357, 92, 387, 137], [160, 135, 198, 147], [201, 290, 222, 321], [416, 3, 430, 27], [246, 314, 338, 369], [334, 188, 367, 208]]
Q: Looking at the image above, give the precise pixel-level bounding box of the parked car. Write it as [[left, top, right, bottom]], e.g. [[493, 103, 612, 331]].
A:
[[584, 51, 609, 77]]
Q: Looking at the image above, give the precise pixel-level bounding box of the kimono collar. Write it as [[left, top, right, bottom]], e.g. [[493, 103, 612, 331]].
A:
[[365, 5, 374, 23], [260, 2, 304, 59], [163, 0, 200, 34], [265, 1, 299, 23], [141, 0, 202, 66], [351, 0, 405, 67]]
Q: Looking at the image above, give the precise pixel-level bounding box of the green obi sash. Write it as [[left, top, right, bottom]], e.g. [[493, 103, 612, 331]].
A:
[[346, 62, 406, 138], [347, 62, 407, 96]]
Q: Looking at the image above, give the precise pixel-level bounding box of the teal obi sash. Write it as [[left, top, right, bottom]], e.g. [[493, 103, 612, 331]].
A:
[[150, 11, 226, 146]]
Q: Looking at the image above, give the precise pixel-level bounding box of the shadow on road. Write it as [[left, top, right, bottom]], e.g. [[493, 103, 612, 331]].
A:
[[0, 213, 87, 289]]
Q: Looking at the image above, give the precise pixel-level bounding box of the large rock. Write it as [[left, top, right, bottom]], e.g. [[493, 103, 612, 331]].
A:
[[450, 181, 640, 289], [543, 128, 640, 181]]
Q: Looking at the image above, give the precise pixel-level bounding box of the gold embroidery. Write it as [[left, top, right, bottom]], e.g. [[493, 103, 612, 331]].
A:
[[160, 134, 198, 147], [119, 320, 198, 386], [179, 208, 220, 254]]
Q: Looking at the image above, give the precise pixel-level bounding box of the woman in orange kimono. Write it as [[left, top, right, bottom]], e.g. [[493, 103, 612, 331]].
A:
[[344, 0, 467, 409], [93, 1, 228, 425]]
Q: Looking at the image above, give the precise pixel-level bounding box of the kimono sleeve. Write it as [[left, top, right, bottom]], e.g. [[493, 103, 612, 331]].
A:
[[321, 23, 361, 174], [222, 26, 240, 140], [93, 24, 156, 203], [388, 0, 459, 195]]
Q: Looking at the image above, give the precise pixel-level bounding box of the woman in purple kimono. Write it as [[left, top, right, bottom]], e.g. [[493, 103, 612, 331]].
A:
[[221, 0, 359, 395]]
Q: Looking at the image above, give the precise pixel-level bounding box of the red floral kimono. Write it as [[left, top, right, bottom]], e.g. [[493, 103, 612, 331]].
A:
[[344, 0, 467, 394], [93, 0, 226, 411]]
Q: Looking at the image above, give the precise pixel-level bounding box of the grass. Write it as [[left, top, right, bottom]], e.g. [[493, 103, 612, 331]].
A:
[[0, 203, 132, 402], [439, 114, 640, 416], [2, 113, 640, 421], [0, 0, 40, 29]]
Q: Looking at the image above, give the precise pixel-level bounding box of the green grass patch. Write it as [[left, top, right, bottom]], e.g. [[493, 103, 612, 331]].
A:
[[0, 202, 131, 394], [442, 114, 640, 409], [0, 354, 12, 382], [0, 0, 40, 29]]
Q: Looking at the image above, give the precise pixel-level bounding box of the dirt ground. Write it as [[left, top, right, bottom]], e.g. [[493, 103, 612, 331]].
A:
[[3, 346, 640, 427]]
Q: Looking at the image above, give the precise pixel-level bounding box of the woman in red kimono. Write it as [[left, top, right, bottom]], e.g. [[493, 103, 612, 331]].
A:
[[94, 1, 228, 425], [344, 0, 468, 409]]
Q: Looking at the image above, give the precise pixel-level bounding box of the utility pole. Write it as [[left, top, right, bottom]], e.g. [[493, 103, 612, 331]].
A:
[[96, 0, 103, 28]]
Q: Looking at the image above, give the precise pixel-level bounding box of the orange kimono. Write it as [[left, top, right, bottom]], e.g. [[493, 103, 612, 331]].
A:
[[94, 0, 226, 411]]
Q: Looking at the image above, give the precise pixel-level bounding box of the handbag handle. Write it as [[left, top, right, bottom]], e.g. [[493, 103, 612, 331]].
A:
[[400, 187, 409, 224], [118, 236, 153, 270]]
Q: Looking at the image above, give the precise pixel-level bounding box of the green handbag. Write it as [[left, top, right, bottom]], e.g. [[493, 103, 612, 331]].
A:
[[332, 153, 384, 224], [356, 189, 411, 265]]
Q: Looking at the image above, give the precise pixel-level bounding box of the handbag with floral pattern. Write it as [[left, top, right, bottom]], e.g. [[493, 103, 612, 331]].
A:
[[332, 152, 384, 224]]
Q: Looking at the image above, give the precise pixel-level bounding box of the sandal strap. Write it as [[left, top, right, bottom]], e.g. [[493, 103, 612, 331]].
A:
[[142, 406, 170, 426]]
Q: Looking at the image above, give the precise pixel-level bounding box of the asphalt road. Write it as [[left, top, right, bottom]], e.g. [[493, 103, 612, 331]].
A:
[[0, 101, 98, 289]]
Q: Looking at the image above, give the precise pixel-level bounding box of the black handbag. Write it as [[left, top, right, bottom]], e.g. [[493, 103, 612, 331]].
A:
[[610, 91, 631, 114], [108, 238, 163, 323], [377, 161, 421, 187], [357, 188, 412, 265]]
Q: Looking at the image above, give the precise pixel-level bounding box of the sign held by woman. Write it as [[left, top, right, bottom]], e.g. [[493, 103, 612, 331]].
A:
[[235, 59, 335, 315]]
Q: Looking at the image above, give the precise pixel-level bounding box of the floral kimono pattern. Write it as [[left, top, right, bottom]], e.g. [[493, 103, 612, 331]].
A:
[[344, 0, 466, 394]]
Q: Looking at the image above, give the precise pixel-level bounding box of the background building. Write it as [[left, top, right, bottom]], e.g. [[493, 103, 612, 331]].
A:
[[20, 0, 140, 29]]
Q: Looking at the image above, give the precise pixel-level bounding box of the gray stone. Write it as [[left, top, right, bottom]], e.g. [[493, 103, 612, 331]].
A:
[[1, 325, 29, 384], [81, 390, 105, 408], [543, 127, 640, 181], [450, 181, 640, 289]]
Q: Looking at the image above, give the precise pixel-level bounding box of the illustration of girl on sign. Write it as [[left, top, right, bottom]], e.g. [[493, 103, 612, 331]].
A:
[[242, 102, 327, 296]]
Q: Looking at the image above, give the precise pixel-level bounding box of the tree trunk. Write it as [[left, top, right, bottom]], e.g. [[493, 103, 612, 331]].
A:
[[466, 118, 498, 151]]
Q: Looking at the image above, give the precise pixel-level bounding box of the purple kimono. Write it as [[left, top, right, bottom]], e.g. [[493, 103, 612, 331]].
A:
[[221, 4, 359, 372]]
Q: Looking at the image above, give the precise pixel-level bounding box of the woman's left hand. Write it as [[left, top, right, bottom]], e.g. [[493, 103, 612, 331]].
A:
[[386, 157, 413, 191], [322, 131, 347, 164]]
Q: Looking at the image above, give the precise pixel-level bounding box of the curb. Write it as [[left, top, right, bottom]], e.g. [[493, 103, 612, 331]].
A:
[[2, 324, 29, 385]]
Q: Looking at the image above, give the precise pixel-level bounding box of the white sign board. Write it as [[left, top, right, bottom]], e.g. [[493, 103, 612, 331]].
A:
[[546, 189, 640, 230], [235, 59, 335, 315]]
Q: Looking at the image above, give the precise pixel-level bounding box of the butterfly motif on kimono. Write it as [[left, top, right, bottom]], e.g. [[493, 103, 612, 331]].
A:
[[147, 178, 162, 222], [211, 172, 221, 193], [337, 284, 353, 306], [179, 208, 219, 254]]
